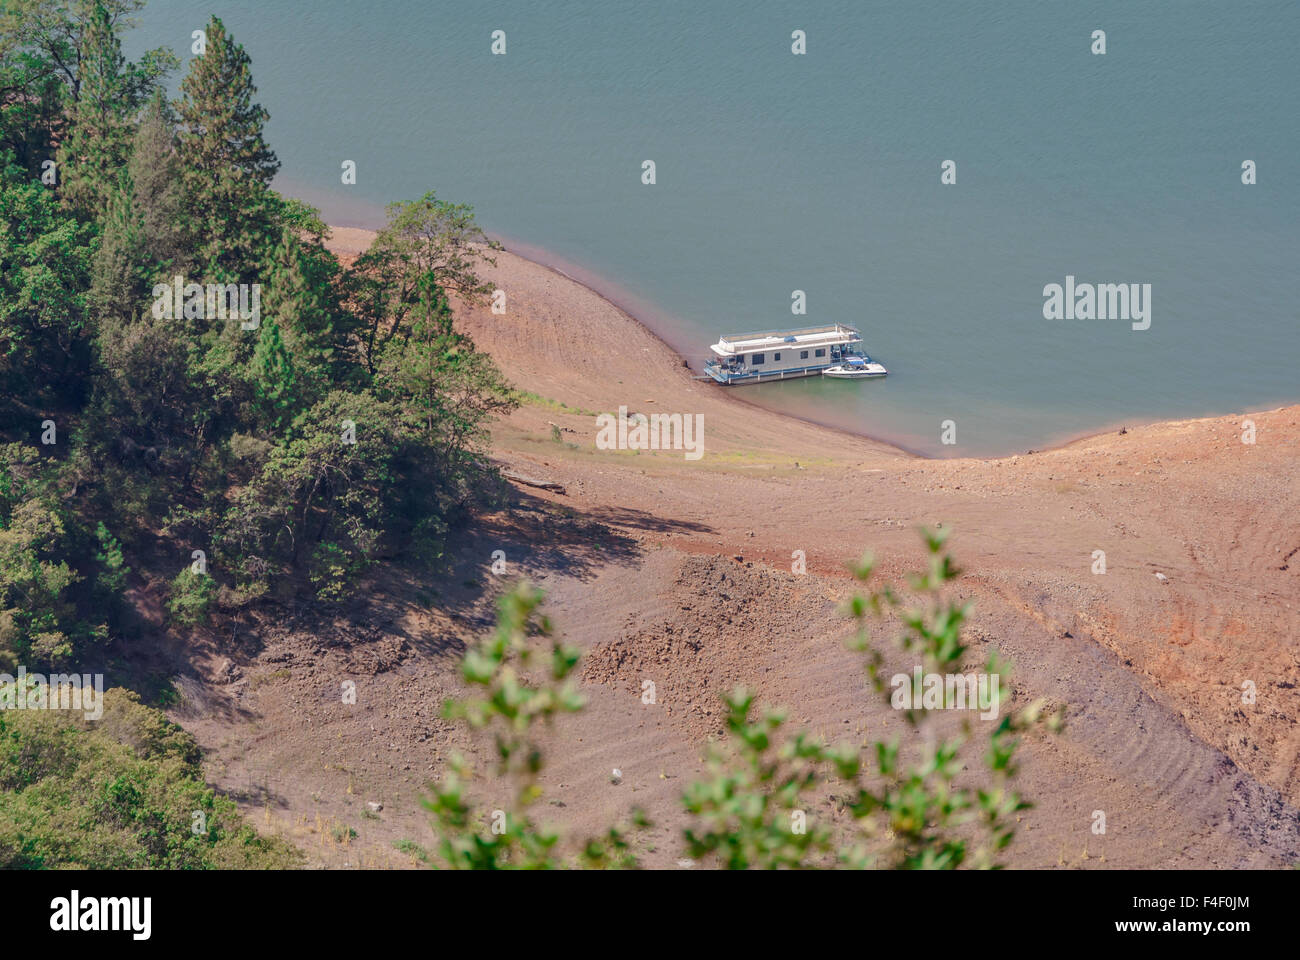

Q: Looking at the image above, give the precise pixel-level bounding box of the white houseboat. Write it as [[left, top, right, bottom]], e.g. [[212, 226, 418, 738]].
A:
[[703, 323, 886, 384]]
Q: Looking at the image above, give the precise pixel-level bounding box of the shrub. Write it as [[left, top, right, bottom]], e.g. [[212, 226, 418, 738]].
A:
[[0, 688, 298, 869], [0, 450, 134, 671], [166, 568, 216, 626]]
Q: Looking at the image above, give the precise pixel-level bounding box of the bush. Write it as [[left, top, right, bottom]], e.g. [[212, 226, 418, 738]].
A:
[[166, 568, 216, 626], [0, 450, 109, 670], [0, 688, 298, 869]]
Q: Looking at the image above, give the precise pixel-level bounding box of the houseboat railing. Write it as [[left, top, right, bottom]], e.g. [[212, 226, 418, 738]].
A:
[[715, 323, 860, 345]]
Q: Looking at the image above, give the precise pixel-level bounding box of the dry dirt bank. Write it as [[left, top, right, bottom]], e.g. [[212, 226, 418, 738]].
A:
[[165, 227, 1297, 868]]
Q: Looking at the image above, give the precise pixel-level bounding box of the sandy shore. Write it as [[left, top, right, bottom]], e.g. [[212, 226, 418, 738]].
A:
[[175, 225, 1299, 869]]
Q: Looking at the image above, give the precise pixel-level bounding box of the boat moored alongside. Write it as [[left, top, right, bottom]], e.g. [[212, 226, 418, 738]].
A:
[[823, 355, 888, 378]]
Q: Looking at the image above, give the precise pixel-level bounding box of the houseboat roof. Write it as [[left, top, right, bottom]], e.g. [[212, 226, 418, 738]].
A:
[[709, 323, 861, 357]]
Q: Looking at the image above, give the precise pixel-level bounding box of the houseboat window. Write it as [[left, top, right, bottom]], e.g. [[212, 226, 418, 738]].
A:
[[752, 353, 765, 365], [800, 350, 808, 359], [815, 348, 826, 357], [773, 352, 781, 361]]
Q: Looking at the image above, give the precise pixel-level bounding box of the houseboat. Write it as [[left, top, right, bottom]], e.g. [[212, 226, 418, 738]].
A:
[[703, 323, 886, 384]]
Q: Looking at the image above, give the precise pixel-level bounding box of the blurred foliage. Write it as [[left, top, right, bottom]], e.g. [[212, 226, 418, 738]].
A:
[[428, 583, 644, 868], [684, 527, 1065, 869]]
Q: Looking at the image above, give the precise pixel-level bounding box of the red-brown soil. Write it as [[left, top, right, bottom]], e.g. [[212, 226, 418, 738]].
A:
[[155, 227, 1298, 868]]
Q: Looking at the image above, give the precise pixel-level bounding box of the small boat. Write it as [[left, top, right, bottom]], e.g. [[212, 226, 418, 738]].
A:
[[823, 355, 888, 378]]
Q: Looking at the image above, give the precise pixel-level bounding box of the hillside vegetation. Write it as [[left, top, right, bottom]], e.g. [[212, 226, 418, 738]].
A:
[[1, 1, 513, 865]]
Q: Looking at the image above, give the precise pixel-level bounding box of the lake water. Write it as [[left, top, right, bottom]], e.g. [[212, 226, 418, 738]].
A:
[[128, 1, 1300, 456]]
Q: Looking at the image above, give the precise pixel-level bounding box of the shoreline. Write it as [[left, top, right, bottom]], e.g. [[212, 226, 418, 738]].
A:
[[486, 232, 927, 460], [325, 224, 1295, 463]]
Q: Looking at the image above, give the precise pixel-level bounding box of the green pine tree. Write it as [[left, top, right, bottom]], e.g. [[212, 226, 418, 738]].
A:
[[88, 167, 141, 321], [251, 318, 298, 431], [176, 15, 280, 284], [0, 31, 63, 176], [129, 91, 189, 271], [56, 3, 142, 217], [1, 1, 173, 177], [89, 93, 188, 323], [0, 155, 96, 407]]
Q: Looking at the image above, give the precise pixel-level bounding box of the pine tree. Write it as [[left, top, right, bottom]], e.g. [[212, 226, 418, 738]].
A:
[[1, 1, 173, 178], [128, 91, 188, 271], [88, 168, 141, 322], [270, 231, 351, 375], [176, 16, 280, 284], [89, 93, 187, 323], [0, 39, 63, 176], [251, 318, 298, 431], [56, 3, 135, 218]]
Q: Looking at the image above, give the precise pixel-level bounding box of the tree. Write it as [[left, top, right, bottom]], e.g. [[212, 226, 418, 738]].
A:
[[126, 90, 187, 269], [88, 309, 200, 464], [0, 153, 95, 410], [0, 475, 94, 669], [0, 687, 298, 868], [89, 93, 188, 322], [216, 390, 428, 600], [55, 3, 130, 217], [5, 1, 522, 664], [250, 226, 356, 425], [374, 274, 516, 508], [0, 0, 173, 177], [250, 318, 299, 432], [165, 567, 214, 626], [0, 15, 63, 174], [175, 15, 280, 282], [87, 168, 140, 319], [346, 192, 500, 372], [4, 1, 168, 103]]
